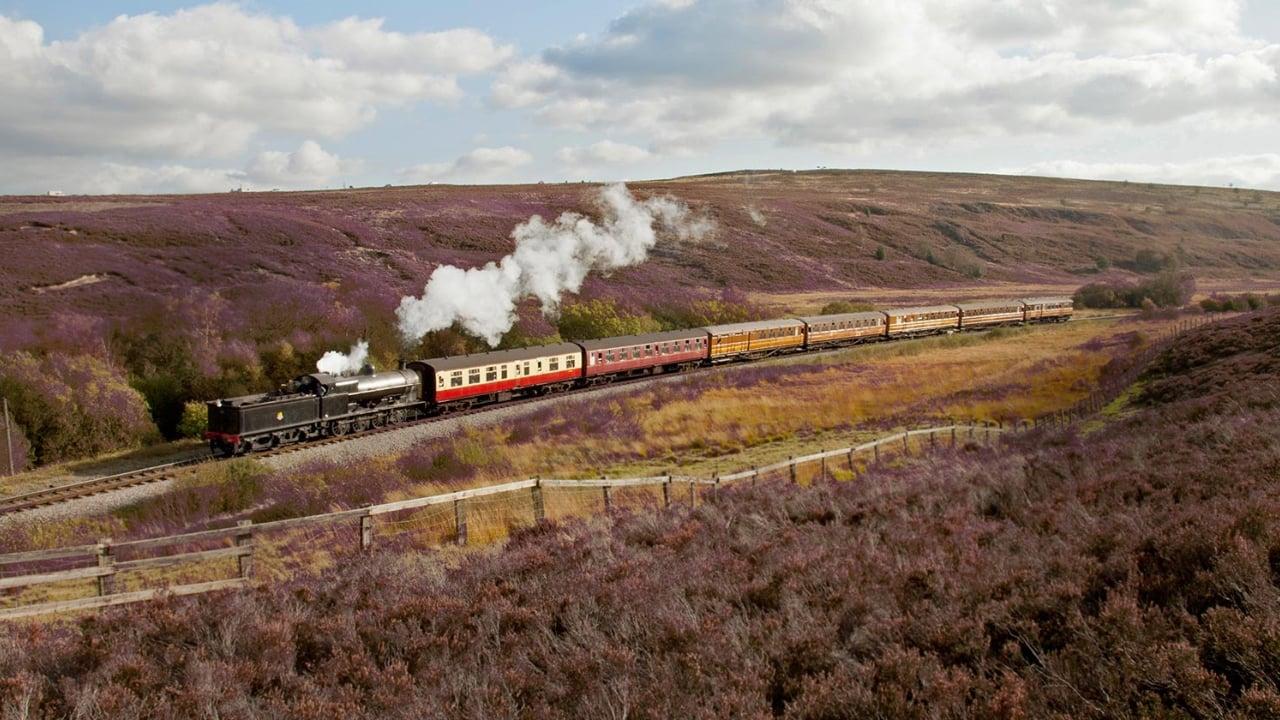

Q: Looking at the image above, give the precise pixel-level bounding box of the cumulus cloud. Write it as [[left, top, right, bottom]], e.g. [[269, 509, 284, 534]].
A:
[[240, 141, 349, 188], [0, 4, 508, 193], [1005, 154, 1280, 191], [495, 0, 1279, 153], [399, 146, 534, 184], [0, 6, 510, 159], [12, 140, 351, 195], [557, 140, 652, 169]]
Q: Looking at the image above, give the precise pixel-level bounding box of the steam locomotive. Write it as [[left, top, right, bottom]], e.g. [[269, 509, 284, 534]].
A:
[[205, 296, 1072, 456]]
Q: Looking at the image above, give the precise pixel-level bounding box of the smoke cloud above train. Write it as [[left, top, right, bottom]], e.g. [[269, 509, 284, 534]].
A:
[[395, 183, 710, 347], [316, 339, 370, 375]]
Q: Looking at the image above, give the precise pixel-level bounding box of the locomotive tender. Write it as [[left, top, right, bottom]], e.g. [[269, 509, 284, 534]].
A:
[[205, 296, 1072, 456]]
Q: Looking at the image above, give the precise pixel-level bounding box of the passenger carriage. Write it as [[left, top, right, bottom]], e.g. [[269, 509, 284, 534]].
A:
[[1021, 296, 1074, 322], [409, 343, 582, 410], [955, 300, 1025, 329], [577, 329, 708, 382], [799, 311, 888, 348], [704, 318, 806, 361], [884, 305, 961, 337]]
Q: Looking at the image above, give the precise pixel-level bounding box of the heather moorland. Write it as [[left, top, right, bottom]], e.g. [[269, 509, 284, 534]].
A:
[[1, 292, 1276, 719], [2, 170, 1278, 469], [0, 313, 1178, 557]]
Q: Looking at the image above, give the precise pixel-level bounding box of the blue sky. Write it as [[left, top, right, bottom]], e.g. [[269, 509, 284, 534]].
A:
[[1, 1, 1279, 193]]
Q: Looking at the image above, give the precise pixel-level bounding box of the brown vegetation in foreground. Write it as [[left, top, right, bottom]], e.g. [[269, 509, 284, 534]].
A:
[[1, 310, 1277, 718]]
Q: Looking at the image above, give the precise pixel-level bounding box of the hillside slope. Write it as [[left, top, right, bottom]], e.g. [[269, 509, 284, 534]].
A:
[[3, 170, 1279, 332], [3, 309, 1278, 718], [2, 170, 1278, 467]]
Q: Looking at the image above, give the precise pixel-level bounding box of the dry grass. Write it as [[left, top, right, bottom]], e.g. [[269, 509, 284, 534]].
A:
[[404, 317, 1177, 493]]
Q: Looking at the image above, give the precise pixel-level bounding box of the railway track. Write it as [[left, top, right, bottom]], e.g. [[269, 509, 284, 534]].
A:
[[0, 316, 1120, 517]]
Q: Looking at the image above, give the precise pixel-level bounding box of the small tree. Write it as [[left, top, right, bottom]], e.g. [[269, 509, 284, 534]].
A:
[[1095, 256, 1111, 271], [178, 401, 208, 439], [874, 246, 886, 261]]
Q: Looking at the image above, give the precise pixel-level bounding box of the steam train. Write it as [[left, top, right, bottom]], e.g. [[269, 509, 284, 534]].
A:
[[205, 296, 1072, 456]]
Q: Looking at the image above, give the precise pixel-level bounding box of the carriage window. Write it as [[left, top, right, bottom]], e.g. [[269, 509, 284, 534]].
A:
[[450, 371, 463, 388], [438, 376, 446, 388], [646, 345, 654, 357], [606, 350, 614, 362], [537, 361, 543, 371], [549, 358, 559, 371], [501, 366, 508, 380], [567, 356, 576, 369], [468, 369, 480, 384], [632, 348, 641, 359], [486, 367, 497, 382], [524, 362, 531, 375]]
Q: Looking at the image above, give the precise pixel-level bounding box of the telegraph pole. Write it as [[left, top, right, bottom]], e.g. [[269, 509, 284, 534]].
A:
[[3, 398, 13, 476]]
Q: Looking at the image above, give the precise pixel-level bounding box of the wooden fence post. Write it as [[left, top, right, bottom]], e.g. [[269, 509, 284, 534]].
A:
[[874, 442, 880, 463], [359, 512, 373, 551], [662, 477, 671, 508], [531, 483, 545, 523], [602, 485, 612, 512], [846, 450, 855, 475], [689, 481, 696, 508], [711, 473, 720, 500], [930, 430, 936, 449], [789, 457, 797, 484], [951, 426, 957, 446], [902, 431, 909, 455], [819, 454, 826, 481], [753, 467, 760, 486], [235, 520, 254, 579], [454, 500, 468, 546], [96, 538, 115, 597]]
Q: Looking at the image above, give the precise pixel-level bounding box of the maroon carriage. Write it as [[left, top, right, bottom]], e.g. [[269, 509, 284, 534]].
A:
[[576, 329, 709, 383]]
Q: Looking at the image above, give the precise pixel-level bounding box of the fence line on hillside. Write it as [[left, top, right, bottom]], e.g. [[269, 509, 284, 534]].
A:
[[0, 422, 1016, 620], [0, 312, 1236, 620], [1037, 313, 1227, 428]]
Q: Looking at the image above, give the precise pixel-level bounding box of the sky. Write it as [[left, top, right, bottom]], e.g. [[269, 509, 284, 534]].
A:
[[0, 0, 1278, 194]]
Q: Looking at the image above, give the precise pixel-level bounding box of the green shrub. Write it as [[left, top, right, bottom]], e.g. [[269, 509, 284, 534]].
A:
[[177, 401, 208, 439], [557, 298, 661, 340], [0, 351, 157, 465]]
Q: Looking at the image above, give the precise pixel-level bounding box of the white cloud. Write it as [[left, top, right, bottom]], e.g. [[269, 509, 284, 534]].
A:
[[240, 140, 348, 188], [399, 146, 534, 184], [0, 5, 509, 161], [557, 140, 652, 168], [6, 140, 351, 194], [1005, 154, 1280, 190], [496, 0, 1279, 153]]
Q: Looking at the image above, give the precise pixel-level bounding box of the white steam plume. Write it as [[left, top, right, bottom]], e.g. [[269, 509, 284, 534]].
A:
[[396, 183, 710, 347], [316, 339, 370, 375]]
